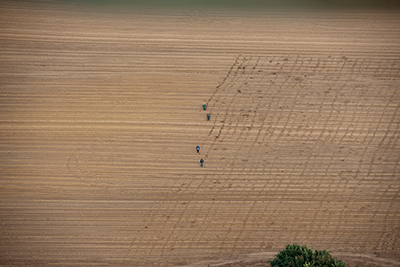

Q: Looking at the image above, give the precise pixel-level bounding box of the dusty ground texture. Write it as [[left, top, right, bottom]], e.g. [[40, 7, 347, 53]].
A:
[[1, 1, 400, 266]]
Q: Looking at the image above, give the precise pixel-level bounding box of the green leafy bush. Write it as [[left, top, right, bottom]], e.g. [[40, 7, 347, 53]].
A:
[[268, 243, 358, 267]]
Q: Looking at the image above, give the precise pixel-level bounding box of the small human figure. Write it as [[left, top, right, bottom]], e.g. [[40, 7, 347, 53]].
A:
[[202, 103, 207, 110], [207, 113, 210, 121], [196, 145, 200, 153], [200, 158, 204, 167]]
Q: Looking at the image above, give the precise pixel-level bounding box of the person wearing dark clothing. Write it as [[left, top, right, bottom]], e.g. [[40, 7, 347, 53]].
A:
[[202, 103, 207, 110], [196, 145, 200, 153], [207, 114, 210, 121], [200, 158, 204, 167]]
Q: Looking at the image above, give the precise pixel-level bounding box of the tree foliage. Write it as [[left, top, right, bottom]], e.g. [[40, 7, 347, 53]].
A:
[[268, 243, 358, 267]]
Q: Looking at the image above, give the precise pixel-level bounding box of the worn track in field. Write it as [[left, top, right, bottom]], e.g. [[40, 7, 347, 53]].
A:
[[0, 1, 399, 267]]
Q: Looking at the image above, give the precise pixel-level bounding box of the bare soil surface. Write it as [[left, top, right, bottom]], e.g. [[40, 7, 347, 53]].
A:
[[1, 1, 399, 266]]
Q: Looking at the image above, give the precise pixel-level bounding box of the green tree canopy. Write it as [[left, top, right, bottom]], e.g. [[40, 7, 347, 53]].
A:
[[269, 243, 358, 267]]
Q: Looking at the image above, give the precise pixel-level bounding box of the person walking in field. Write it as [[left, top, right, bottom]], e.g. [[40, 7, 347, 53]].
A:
[[200, 158, 204, 167], [196, 145, 200, 153], [202, 103, 207, 110], [207, 113, 210, 121]]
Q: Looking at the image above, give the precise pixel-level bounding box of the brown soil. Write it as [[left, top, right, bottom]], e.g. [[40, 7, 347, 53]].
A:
[[1, 1, 399, 266]]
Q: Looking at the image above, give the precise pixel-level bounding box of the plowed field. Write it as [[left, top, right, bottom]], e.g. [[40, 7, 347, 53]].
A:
[[1, 1, 399, 266]]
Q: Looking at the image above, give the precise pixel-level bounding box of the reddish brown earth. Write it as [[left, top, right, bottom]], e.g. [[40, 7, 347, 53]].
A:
[[0, 1, 399, 266]]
